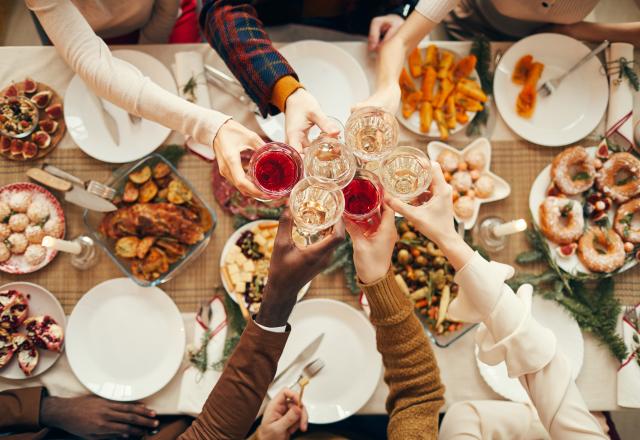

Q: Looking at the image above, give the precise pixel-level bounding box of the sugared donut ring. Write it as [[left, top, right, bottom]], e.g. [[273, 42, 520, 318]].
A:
[[437, 150, 459, 173], [596, 152, 640, 203], [539, 196, 584, 245], [551, 146, 595, 195], [578, 228, 625, 273], [614, 198, 640, 244]]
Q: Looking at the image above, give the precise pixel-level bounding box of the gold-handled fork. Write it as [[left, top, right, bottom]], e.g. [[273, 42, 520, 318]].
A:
[[287, 358, 325, 403]]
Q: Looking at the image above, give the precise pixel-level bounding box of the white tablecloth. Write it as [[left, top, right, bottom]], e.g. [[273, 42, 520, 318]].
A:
[[0, 39, 637, 415]]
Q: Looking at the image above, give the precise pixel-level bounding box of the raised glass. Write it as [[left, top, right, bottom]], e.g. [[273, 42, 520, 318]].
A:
[[342, 169, 383, 234], [379, 146, 432, 204], [345, 106, 398, 163], [304, 135, 357, 189], [248, 142, 303, 200]]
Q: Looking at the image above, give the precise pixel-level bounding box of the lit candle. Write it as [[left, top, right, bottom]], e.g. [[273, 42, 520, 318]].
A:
[[492, 219, 527, 238], [42, 236, 82, 255]]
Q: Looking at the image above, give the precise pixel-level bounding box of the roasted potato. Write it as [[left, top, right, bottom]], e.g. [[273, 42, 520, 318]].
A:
[[153, 162, 171, 179], [138, 180, 158, 203], [115, 236, 140, 258], [128, 166, 151, 184], [142, 247, 169, 278], [122, 182, 139, 203], [168, 180, 192, 204], [155, 187, 169, 202], [136, 236, 155, 259], [155, 238, 187, 260], [408, 47, 422, 77]]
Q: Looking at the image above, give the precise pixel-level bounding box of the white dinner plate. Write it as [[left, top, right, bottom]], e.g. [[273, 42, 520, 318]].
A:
[[528, 146, 637, 275], [64, 50, 176, 163], [398, 45, 478, 138], [476, 295, 584, 403], [0, 282, 66, 379], [494, 33, 608, 147], [65, 278, 185, 401], [271, 299, 382, 424], [219, 220, 310, 311], [255, 40, 370, 142]]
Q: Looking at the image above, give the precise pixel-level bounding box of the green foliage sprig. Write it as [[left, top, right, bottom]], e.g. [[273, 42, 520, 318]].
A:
[[213, 293, 247, 371], [467, 36, 492, 137], [619, 57, 639, 92], [323, 236, 359, 294]]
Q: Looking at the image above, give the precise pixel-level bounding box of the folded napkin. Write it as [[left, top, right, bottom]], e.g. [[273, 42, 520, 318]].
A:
[[173, 51, 216, 161], [605, 43, 636, 152], [618, 303, 640, 408], [177, 297, 228, 416]]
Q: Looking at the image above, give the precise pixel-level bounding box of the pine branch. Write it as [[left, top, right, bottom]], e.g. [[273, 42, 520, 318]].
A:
[[466, 36, 492, 137]]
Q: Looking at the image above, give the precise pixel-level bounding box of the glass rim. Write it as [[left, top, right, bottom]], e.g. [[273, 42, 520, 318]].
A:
[[248, 141, 303, 198], [289, 177, 345, 233], [303, 137, 357, 189], [379, 146, 432, 201], [342, 169, 384, 221]]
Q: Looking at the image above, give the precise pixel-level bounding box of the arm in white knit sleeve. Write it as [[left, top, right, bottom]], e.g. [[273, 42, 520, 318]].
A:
[[450, 252, 607, 440], [25, 0, 230, 148], [414, 0, 460, 23], [139, 0, 180, 44]]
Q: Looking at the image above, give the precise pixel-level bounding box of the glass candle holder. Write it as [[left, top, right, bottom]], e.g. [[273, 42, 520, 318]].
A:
[[342, 169, 384, 235], [304, 135, 357, 189], [289, 177, 345, 246], [379, 146, 432, 204], [345, 106, 398, 163], [474, 217, 527, 252], [248, 142, 303, 200]]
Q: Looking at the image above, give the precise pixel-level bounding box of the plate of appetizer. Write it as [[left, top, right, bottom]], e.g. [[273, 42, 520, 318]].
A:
[[0, 282, 66, 379], [64, 50, 175, 163], [220, 220, 310, 315], [529, 144, 640, 275], [494, 33, 608, 147], [66, 278, 185, 401], [428, 138, 510, 230], [84, 153, 216, 286], [269, 299, 382, 424], [0, 78, 65, 161], [398, 44, 486, 140], [255, 40, 369, 143], [0, 182, 65, 274], [475, 295, 584, 403], [392, 218, 475, 347]]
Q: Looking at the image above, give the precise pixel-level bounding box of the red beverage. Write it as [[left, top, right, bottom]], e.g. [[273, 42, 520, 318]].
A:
[[342, 170, 383, 233], [249, 142, 302, 199]]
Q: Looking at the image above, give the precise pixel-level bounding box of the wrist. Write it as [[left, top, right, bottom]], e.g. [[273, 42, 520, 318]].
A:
[[358, 264, 391, 285], [255, 284, 297, 327], [434, 233, 475, 271], [40, 396, 62, 429]]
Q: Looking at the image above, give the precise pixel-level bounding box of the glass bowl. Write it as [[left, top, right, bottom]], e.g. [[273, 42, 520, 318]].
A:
[[0, 96, 40, 139], [422, 320, 477, 348], [83, 153, 217, 287]]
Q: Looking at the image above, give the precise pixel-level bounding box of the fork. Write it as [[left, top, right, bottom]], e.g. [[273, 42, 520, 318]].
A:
[[538, 40, 609, 97], [288, 358, 325, 395]]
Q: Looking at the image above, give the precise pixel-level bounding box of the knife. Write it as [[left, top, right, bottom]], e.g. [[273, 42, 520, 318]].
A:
[[43, 164, 86, 187], [26, 168, 118, 212], [272, 333, 324, 385]]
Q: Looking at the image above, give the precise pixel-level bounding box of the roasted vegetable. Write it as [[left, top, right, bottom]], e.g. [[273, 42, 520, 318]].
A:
[[457, 78, 488, 103], [434, 109, 449, 140], [433, 78, 454, 109], [167, 180, 192, 204], [512, 54, 534, 85], [453, 55, 477, 81], [421, 66, 437, 103], [408, 47, 422, 77], [128, 166, 151, 184], [516, 62, 544, 118], [424, 45, 439, 68], [437, 51, 454, 79], [402, 91, 422, 118], [122, 182, 139, 203], [138, 180, 158, 203], [153, 162, 171, 179], [136, 236, 155, 259], [115, 236, 140, 258], [420, 102, 433, 133], [399, 67, 416, 95], [445, 95, 457, 129]]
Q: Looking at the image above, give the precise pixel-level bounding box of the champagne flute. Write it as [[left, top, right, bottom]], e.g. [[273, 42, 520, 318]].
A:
[[289, 177, 345, 245], [248, 142, 303, 200], [342, 169, 384, 235], [345, 106, 398, 163], [304, 135, 357, 189], [379, 146, 432, 205]]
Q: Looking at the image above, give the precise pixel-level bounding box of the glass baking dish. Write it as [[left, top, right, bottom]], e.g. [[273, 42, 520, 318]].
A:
[[83, 153, 217, 287], [421, 318, 477, 348]]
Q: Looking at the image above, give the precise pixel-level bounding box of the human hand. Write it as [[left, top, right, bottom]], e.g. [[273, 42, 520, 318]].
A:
[[256, 210, 345, 327], [352, 85, 401, 115], [386, 161, 457, 247], [284, 88, 336, 150], [257, 388, 308, 439], [368, 14, 405, 51], [40, 395, 158, 439], [346, 203, 398, 284], [213, 119, 265, 198]]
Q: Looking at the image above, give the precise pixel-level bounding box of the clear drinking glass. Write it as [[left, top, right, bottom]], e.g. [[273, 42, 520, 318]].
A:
[[304, 135, 357, 189], [342, 169, 384, 235], [248, 142, 303, 200], [308, 116, 345, 143], [289, 177, 345, 245], [345, 106, 399, 163], [379, 146, 432, 204]]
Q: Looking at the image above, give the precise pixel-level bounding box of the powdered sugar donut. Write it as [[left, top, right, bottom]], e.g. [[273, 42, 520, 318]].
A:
[[437, 150, 459, 173], [8, 192, 31, 213], [25, 224, 44, 244], [0, 223, 10, 240], [0, 243, 9, 263], [7, 233, 28, 254], [0, 201, 9, 222], [451, 171, 473, 193], [24, 244, 46, 266], [8, 213, 29, 232], [43, 218, 62, 238], [465, 149, 486, 170], [27, 200, 50, 224], [475, 175, 495, 198], [454, 195, 475, 219]]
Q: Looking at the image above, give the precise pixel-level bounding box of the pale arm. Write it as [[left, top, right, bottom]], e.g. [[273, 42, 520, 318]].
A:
[[139, 0, 181, 44], [26, 0, 231, 148], [549, 22, 640, 47]]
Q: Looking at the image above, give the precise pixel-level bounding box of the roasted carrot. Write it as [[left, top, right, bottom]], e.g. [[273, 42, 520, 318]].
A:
[[512, 54, 534, 85], [421, 66, 437, 102], [437, 51, 454, 79], [445, 95, 457, 129], [432, 78, 454, 108], [402, 91, 422, 118], [457, 78, 487, 102], [434, 109, 449, 140], [420, 102, 433, 133], [424, 44, 439, 68], [452, 55, 477, 81], [455, 105, 469, 124], [455, 92, 484, 112], [399, 67, 415, 93], [408, 47, 423, 77]]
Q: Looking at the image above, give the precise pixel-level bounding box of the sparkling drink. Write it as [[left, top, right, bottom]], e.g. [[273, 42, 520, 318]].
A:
[[304, 135, 356, 189], [290, 177, 345, 244], [342, 169, 383, 233], [249, 142, 303, 199], [345, 107, 399, 163], [379, 146, 432, 204]]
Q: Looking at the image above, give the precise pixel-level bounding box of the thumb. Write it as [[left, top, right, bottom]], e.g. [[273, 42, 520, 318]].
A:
[[271, 406, 301, 432], [385, 195, 414, 220], [368, 19, 382, 51], [310, 111, 336, 137]]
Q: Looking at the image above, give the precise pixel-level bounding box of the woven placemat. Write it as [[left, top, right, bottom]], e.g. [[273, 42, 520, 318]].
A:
[[1, 140, 637, 313]]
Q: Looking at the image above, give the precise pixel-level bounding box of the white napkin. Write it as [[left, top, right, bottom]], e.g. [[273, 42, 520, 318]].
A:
[[173, 51, 216, 161], [618, 304, 640, 408], [177, 297, 228, 416], [605, 43, 636, 152]]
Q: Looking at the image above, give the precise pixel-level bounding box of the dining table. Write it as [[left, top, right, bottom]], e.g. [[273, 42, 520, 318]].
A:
[[0, 37, 639, 418]]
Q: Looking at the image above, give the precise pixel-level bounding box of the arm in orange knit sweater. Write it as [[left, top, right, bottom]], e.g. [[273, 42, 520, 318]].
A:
[[346, 205, 445, 440]]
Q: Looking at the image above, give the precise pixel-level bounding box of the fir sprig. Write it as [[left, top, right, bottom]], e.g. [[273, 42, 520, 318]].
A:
[[323, 237, 359, 293], [509, 225, 628, 361], [619, 57, 640, 92], [467, 36, 493, 137], [213, 294, 247, 371]]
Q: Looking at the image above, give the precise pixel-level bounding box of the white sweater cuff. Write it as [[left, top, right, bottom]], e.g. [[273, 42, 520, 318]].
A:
[[415, 0, 459, 23]]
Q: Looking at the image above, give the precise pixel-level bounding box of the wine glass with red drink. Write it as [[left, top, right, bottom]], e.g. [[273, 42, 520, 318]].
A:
[[342, 169, 383, 235], [248, 142, 303, 200]]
